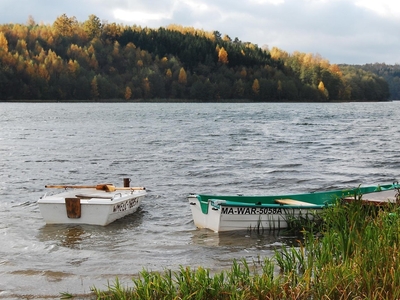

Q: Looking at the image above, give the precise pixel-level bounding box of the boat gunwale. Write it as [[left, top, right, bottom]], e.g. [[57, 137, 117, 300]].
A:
[[208, 199, 327, 209], [190, 183, 400, 214], [38, 189, 147, 205]]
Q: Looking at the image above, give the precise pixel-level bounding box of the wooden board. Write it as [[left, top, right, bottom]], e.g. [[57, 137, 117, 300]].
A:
[[65, 198, 81, 218], [75, 193, 114, 199], [45, 184, 113, 190], [275, 199, 317, 206], [343, 190, 398, 205]]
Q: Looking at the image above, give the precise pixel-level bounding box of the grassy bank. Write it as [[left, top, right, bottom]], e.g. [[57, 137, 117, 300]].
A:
[[68, 200, 400, 299]]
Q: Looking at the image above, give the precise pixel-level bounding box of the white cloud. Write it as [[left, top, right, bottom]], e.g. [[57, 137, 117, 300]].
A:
[[354, 0, 400, 18], [178, 0, 210, 12], [113, 9, 170, 23], [249, 0, 285, 5]]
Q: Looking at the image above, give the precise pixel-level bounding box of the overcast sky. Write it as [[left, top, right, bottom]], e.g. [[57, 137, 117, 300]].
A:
[[1, 0, 399, 65]]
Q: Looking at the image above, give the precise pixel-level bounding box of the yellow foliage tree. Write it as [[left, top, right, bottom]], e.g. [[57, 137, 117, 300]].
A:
[[53, 14, 78, 37], [270, 47, 288, 60], [218, 47, 229, 64], [67, 59, 80, 77], [0, 32, 8, 52], [37, 64, 50, 81], [166, 68, 172, 80], [89, 54, 98, 70], [318, 81, 325, 93], [83, 14, 102, 39], [318, 81, 329, 98], [178, 67, 187, 85], [161, 56, 168, 67], [252, 79, 260, 95], [329, 64, 342, 77], [112, 41, 120, 57], [125, 86, 132, 100]]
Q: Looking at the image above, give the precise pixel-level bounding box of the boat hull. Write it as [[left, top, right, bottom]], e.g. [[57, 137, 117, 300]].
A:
[[38, 188, 146, 226], [188, 195, 322, 232], [188, 183, 400, 232]]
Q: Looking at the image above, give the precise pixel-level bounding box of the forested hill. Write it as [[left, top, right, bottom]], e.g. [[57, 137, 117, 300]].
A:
[[0, 14, 390, 102], [341, 63, 400, 100]]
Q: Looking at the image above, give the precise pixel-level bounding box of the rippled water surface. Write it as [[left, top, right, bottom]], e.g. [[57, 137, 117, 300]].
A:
[[1, 102, 399, 298]]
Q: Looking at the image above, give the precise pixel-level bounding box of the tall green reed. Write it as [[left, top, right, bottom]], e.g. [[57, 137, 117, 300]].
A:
[[89, 200, 400, 299]]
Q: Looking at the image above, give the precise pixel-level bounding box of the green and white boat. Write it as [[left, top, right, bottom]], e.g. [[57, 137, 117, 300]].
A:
[[188, 183, 400, 232]]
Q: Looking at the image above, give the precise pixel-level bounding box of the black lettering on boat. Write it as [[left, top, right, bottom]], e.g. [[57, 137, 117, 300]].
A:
[[236, 207, 246, 214], [113, 198, 139, 212], [222, 207, 234, 214], [221, 206, 284, 215]]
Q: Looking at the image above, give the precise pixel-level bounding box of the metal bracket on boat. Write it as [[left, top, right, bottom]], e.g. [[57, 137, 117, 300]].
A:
[[210, 199, 226, 210], [111, 193, 122, 201]]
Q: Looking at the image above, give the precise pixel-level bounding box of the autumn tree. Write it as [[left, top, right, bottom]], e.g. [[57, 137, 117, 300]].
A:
[[0, 32, 8, 53], [178, 67, 187, 85], [165, 68, 172, 80], [0, 17, 390, 102], [102, 22, 122, 43], [67, 59, 80, 77], [318, 81, 329, 99], [252, 79, 260, 95], [124, 86, 132, 100], [53, 14, 78, 37], [83, 15, 102, 39], [218, 47, 229, 64]]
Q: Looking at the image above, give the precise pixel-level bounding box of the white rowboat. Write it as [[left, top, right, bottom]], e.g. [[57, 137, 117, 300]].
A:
[[38, 180, 146, 226], [188, 183, 400, 232]]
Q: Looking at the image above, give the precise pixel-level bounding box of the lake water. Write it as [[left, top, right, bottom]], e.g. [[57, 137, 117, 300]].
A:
[[1, 102, 399, 298]]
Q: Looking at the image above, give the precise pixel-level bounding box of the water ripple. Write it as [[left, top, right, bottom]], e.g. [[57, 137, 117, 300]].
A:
[[1, 102, 400, 297]]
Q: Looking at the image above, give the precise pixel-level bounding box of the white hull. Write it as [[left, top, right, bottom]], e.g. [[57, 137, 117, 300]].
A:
[[38, 188, 146, 226], [188, 195, 322, 232], [188, 185, 400, 232]]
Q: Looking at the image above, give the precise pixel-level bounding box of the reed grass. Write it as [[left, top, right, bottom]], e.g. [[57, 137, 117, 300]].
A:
[[83, 201, 400, 299]]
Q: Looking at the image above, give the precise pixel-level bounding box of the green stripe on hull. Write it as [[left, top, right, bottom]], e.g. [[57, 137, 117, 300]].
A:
[[194, 183, 399, 214]]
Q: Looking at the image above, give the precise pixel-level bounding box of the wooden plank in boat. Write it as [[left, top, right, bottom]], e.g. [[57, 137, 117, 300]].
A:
[[275, 199, 317, 206], [342, 190, 398, 205], [342, 197, 388, 206], [75, 193, 114, 199]]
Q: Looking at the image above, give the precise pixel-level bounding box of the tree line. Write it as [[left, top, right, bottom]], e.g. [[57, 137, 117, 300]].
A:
[[344, 63, 400, 100], [0, 14, 390, 101]]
